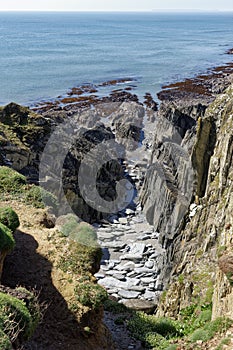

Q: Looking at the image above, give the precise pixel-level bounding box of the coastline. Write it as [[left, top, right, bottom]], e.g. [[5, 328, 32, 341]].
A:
[[23, 50, 233, 118]]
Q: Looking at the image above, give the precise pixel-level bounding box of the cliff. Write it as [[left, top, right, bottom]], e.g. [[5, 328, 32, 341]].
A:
[[143, 82, 233, 321]]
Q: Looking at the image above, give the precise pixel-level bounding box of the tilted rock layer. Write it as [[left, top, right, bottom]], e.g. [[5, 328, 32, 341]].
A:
[[155, 84, 233, 320]]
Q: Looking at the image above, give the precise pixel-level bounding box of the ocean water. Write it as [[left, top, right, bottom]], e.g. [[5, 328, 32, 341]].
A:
[[0, 11, 233, 106]]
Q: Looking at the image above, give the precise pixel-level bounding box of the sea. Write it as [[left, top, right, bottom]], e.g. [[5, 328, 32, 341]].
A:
[[0, 11, 233, 106]]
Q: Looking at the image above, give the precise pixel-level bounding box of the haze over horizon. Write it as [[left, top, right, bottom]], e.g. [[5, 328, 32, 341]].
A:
[[0, 0, 233, 12]]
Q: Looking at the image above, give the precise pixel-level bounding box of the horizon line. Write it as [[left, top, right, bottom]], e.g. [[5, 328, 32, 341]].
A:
[[0, 9, 233, 13]]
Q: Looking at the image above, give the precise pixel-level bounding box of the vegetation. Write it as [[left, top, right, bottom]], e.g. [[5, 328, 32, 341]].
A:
[[0, 291, 40, 347], [74, 282, 108, 310], [104, 298, 131, 314], [58, 239, 102, 275], [0, 166, 58, 214], [24, 185, 58, 211], [0, 207, 20, 232], [0, 223, 15, 252], [0, 166, 26, 193], [123, 302, 233, 349]]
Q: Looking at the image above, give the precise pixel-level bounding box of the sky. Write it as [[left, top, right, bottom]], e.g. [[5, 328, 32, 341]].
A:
[[0, 0, 233, 12]]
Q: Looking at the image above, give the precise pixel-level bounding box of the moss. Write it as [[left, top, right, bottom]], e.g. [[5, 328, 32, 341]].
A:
[[0, 207, 20, 232], [0, 223, 15, 252]]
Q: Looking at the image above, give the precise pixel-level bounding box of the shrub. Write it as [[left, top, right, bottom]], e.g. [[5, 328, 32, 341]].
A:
[[127, 312, 179, 345], [0, 223, 15, 251], [14, 287, 40, 328], [74, 282, 108, 310], [0, 166, 26, 193], [0, 207, 20, 232], [144, 332, 170, 349], [179, 303, 212, 335], [189, 317, 233, 344], [0, 292, 33, 343], [24, 185, 58, 211], [189, 329, 211, 343]]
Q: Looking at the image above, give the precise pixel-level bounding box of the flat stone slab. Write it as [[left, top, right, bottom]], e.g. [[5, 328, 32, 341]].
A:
[[141, 277, 155, 284], [129, 243, 146, 255], [115, 262, 135, 271], [118, 290, 141, 299], [112, 273, 126, 281], [102, 241, 126, 249], [120, 254, 143, 261], [122, 299, 156, 313]]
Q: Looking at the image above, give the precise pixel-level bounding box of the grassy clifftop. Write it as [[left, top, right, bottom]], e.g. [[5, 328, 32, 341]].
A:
[[0, 166, 114, 349]]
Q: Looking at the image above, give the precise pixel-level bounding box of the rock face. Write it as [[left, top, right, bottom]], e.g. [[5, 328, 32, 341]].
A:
[[0, 101, 143, 222], [154, 84, 233, 320]]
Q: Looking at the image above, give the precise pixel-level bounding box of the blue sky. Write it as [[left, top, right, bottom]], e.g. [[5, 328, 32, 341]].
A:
[[0, 0, 233, 11]]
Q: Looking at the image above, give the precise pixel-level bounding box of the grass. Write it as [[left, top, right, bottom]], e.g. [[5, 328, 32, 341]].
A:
[[0, 166, 26, 194], [57, 240, 102, 276], [0, 166, 59, 214], [124, 302, 233, 349], [24, 185, 58, 212]]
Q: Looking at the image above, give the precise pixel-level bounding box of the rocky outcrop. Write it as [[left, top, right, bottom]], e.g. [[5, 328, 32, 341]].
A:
[[154, 84, 233, 320]]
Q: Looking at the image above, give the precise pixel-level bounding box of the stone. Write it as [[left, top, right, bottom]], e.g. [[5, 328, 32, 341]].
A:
[[125, 208, 135, 215], [143, 291, 156, 300], [141, 277, 155, 284], [140, 235, 152, 241], [129, 243, 146, 255], [122, 299, 156, 313], [128, 285, 146, 292], [115, 262, 135, 271], [98, 277, 119, 289], [94, 273, 105, 279], [145, 260, 155, 269], [112, 273, 126, 281], [103, 241, 126, 249], [118, 290, 141, 299], [118, 217, 128, 225], [97, 232, 114, 241], [120, 254, 143, 261]]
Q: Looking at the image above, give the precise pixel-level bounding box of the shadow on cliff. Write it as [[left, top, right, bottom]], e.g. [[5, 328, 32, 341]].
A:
[[1, 229, 87, 350]]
